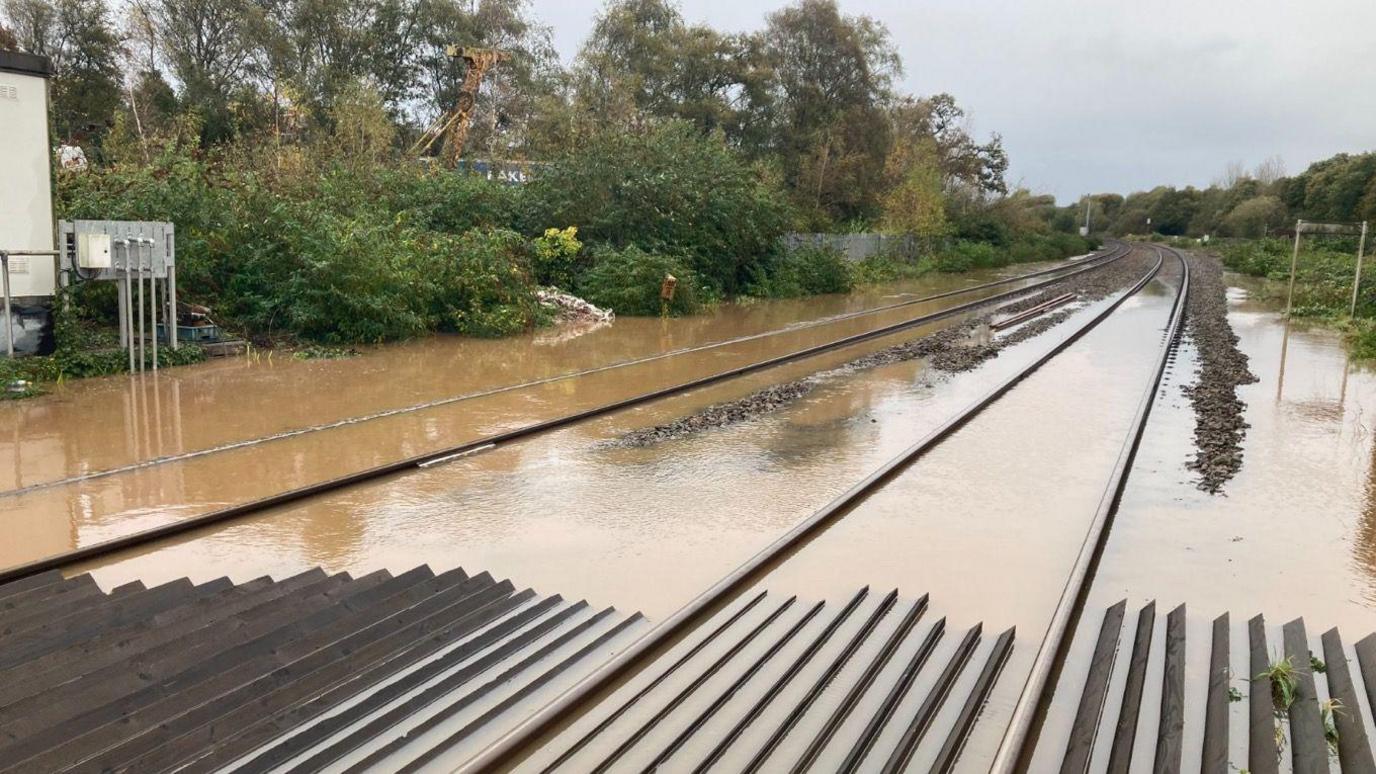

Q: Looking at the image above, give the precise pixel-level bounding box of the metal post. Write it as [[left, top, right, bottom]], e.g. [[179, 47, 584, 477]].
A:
[[137, 241, 146, 372], [150, 254, 158, 371], [1285, 219, 1303, 318], [1351, 221, 1370, 317], [122, 242, 134, 373], [1, 252, 13, 358], [167, 264, 178, 350], [117, 279, 128, 347]]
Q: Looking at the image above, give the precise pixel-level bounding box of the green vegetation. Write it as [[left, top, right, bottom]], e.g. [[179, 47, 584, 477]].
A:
[[0, 295, 207, 388], [1094, 149, 1376, 356], [1257, 655, 1299, 711], [576, 246, 701, 316], [4, 0, 1094, 372]]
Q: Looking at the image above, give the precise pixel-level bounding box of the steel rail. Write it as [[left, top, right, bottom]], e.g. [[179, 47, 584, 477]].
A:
[[989, 246, 1190, 773], [0, 246, 1133, 586], [0, 243, 1127, 500], [458, 246, 1168, 773]]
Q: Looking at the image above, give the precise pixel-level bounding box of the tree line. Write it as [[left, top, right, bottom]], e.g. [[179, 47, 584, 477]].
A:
[[1085, 152, 1376, 239], [2, 0, 1021, 233], [3, 0, 1100, 352]]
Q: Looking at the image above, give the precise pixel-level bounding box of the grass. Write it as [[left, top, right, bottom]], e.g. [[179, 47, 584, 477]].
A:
[[1256, 655, 1300, 710]]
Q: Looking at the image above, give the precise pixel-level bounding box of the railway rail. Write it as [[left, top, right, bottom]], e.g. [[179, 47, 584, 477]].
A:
[[459, 246, 1185, 771], [0, 244, 1207, 773], [1, 243, 1134, 585], [1, 242, 1127, 500]]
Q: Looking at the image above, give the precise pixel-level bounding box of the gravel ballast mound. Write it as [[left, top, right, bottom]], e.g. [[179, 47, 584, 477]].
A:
[[1181, 252, 1258, 493], [614, 249, 1159, 447]]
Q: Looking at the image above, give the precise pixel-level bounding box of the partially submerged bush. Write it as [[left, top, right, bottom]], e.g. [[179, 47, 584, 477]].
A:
[[531, 226, 585, 288], [576, 246, 700, 316], [523, 122, 792, 294], [748, 246, 855, 297], [430, 229, 547, 338]]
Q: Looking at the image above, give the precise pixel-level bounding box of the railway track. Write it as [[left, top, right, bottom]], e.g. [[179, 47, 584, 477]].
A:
[[1, 243, 1135, 584], [0, 244, 1199, 772], [1, 243, 1127, 501], [452, 246, 1189, 771]]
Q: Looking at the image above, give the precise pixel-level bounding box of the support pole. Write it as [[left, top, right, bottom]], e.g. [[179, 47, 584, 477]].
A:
[[137, 241, 146, 372], [1285, 219, 1303, 318], [1352, 221, 1370, 317], [167, 264, 178, 350], [151, 255, 158, 371], [117, 278, 128, 347], [123, 242, 134, 373], [1, 253, 13, 359]]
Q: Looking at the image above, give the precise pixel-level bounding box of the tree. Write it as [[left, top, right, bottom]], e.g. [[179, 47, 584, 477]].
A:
[[572, 0, 765, 145], [880, 135, 947, 238], [1221, 196, 1285, 238], [143, 0, 261, 141], [760, 0, 900, 225], [890, 94, 1007, 196], [3, 0, 123, 144]]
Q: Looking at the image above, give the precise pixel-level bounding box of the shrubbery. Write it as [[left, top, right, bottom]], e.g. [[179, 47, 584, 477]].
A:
[[1219, 237, 1372, 316], [576, 246, 701, 316], [747, 247, 855, 298], [523, 122, 793, 295], [52, 122, 1094, 348]]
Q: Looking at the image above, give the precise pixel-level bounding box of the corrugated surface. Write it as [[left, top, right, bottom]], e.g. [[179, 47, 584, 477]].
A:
[[1048, 600, 1376, 774], [524, 588, 1015, 773], [0, 567, 644, 773]]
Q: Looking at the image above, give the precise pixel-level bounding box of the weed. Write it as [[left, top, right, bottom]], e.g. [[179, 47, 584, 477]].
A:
[[292, 345, 360, 360], [1321, 699, 1342, 753], [1228, 687, 1244, 703], [1256, 656, 1299, 710]]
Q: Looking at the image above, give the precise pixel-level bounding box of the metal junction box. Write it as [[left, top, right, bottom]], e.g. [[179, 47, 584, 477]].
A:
[[77, 232, 111, 268], [58, 220, 176, 278]]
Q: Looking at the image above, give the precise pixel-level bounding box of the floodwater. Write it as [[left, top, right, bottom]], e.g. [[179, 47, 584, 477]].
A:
[[1028, 273, 1376, 770], [1, 264, 1076, 571], [55, 256, 1156, 606]]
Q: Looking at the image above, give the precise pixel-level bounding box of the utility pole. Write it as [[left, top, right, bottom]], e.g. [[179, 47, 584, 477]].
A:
[[1350, 220, 1369, 316]]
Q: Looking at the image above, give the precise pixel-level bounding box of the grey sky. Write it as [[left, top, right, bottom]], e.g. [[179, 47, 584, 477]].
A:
[[529, 0, 1376, 204]]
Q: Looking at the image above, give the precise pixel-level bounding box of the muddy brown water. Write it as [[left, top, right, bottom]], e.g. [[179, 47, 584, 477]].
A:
[[1028, 273, 1376, 771], [0, 264, 1074, 571], [28, 253, 1374, 770]]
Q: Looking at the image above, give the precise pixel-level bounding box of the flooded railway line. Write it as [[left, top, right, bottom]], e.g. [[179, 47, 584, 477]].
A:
[[8, 245, 1349, 772], [1, 244, 1135, 579], [0, 247, 1124, 500], [458, 247, 1186, 772], [0, 243, 1177, 765]]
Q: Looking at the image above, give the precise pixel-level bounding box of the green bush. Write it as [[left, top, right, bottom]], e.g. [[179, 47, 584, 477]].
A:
[[576, 246, 700, 316], [523, 122, 793, 294], [429, 229, 547, 337], [748, 246, 855, 297], [1220, 237, 1372, 316], [934, 240, 1000, 272], [57, 146, 546, 343], [531, 226, 585, 288], [852, 253, 933, 284]]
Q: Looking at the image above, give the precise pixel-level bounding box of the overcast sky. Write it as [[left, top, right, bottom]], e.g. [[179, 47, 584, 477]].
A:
[[528, 0, 1376, 204]]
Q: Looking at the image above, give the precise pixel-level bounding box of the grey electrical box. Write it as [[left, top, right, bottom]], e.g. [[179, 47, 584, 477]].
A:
[[76, 233, 111, 268], [58, 220, 175, 278]]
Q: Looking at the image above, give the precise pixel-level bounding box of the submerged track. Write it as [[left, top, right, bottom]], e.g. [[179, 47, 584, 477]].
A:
[[0, 246, 1200, 771], [461, 247, 1187, 771], [2, 245, 1125, 500], [2, 245, 1134, 584]]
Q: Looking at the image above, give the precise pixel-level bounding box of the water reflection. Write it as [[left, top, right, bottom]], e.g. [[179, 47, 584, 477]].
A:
[[0, 266, 1049, 494]]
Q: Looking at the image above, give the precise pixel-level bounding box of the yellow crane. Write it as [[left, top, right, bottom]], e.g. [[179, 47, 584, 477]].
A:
[[408, 46, 509, 167]]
